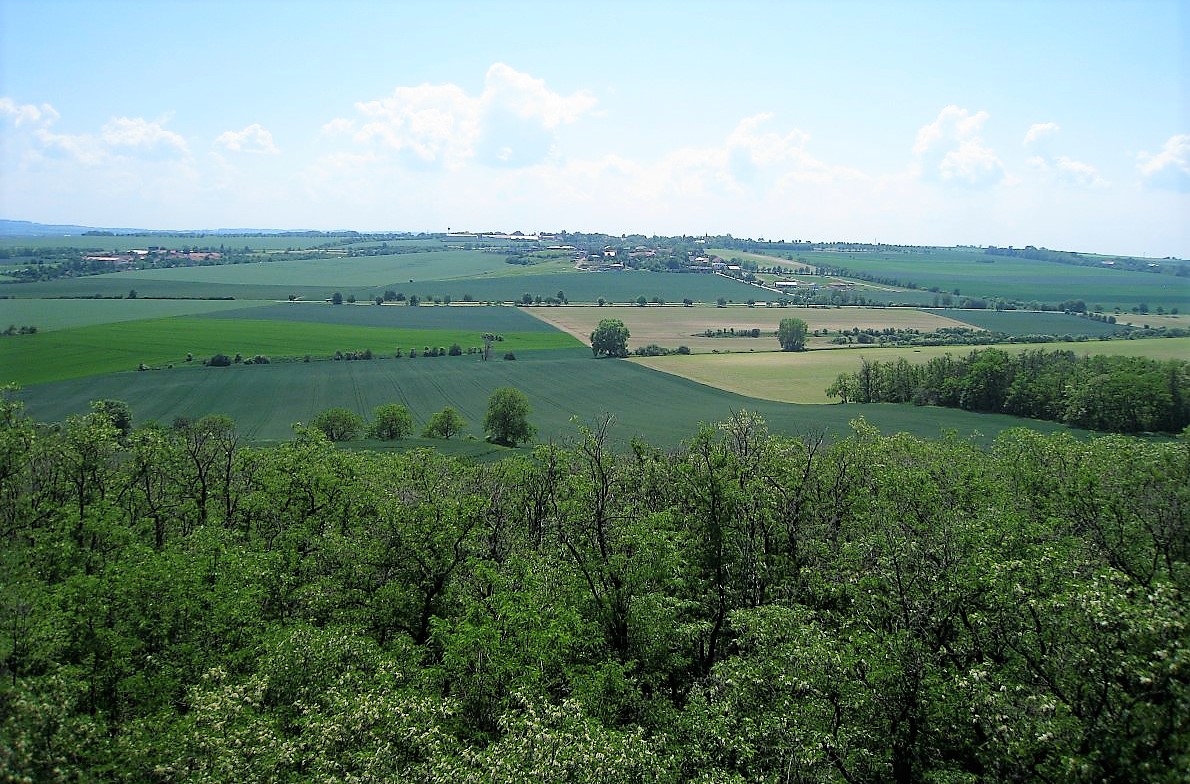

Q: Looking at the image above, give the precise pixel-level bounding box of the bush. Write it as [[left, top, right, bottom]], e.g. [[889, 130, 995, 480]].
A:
[[504, 352, 516, 361], [207, 353, 232, 367], [311, 407, 364, 442], [369, 403, 414, 440]]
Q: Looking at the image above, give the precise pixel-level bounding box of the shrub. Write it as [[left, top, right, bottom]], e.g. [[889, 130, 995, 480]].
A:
[[311, 407, 364, 442]]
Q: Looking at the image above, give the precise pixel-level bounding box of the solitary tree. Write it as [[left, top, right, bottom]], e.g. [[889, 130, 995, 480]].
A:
[[590, 319, 630, 358], [311, 407, 364, 441], [422, 407, 466, 439], [484, 387, 535, 446], [369, 403, 414, 440], [778, 317, 809, 351], [331, 292, 344, 305]]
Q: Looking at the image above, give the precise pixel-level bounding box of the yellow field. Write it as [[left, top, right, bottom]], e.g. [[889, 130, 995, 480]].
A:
[[631, 337, 1190, 404], [526, 305, 971, 353], [1115, 313, 1190, 328]]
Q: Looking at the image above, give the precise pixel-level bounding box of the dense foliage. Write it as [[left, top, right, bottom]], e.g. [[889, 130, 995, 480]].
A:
[[1, 392, 1187, 782], [826, 348, 1190, 434], [591, 318, 630, 358]]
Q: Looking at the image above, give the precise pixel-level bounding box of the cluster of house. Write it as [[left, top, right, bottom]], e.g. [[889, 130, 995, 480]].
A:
[[445, 230, 547, 242], [83, 248, 222, 266]]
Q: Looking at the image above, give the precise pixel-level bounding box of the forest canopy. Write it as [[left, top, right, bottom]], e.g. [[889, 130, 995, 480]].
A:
[[827, 348, 1190, 434], [1, 392, 1187, 782]]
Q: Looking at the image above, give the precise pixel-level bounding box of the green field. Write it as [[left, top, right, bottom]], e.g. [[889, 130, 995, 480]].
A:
[[928, 308, 1127, 336], [1, 316, 582, 386], [0, 297, 269, 332], [15, 351, 1080, 446], [407, 270, 768, 304], [770, 248, 1190, 312], [117, 250, 511, 286], [0, 278, 328, 300], [634, 337, 1190, 404], [0, 259, 769, 305], [199, 302, 561, 331]]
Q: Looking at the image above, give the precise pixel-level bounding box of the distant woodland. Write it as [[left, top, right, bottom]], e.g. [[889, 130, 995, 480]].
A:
[[1, 394, 1187, 782], [827, 348, 1190, 435]]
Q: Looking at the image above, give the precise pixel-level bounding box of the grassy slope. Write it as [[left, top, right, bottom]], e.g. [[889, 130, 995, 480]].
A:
[[16, 351, 1080, 447]]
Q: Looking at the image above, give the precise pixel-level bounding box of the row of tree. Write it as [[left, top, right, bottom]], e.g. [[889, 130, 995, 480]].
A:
[[1, 396, 1185, 781], [826, 348, 1190, 434], [307, 388, 535, 446]]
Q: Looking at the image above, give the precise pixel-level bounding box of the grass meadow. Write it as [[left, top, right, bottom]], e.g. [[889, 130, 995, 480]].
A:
[[633, 337, 1190, 403], [15, 350, 1081, 447]]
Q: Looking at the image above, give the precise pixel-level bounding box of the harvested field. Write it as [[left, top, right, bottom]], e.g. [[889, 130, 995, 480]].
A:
[[526, 305, 974, 352]]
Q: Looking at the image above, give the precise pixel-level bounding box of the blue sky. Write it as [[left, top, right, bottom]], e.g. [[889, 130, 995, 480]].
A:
[[2, 0, 1187, 256]]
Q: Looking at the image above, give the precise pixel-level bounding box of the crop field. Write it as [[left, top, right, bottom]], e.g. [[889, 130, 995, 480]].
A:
[[15, 350, 1078, 446], [787, 248, 1189, 312], [1, 316, 582, 386], [1115, 313, 1190, 328], [928, 308, 1127, 336], [526, 305, 975, 352], [0, 277, 335, 301], [117, 250, 510, 287], [633, 336, 1190, 403], [0, 297, 268, 332], [199, 302, 560, 332], [419, 271, 796, 305]]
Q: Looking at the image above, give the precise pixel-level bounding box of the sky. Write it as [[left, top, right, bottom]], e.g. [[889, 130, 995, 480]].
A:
[[1, 0, 1187, 257]]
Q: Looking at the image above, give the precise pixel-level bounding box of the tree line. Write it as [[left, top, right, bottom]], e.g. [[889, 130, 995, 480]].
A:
[[826, 348, 1190, 434], [1, 391, 1186, 782]]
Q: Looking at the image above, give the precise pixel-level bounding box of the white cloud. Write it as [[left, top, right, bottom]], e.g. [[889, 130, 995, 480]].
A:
[[1026, 152, 1107, 188], [481, 62, 596, 129], [100, 117, 189, 155], [1021, 122, 1107, 188], [214, 123, 279, 154], [1053, 156, 1107, 188], [1137, 134, 1190, 192], [327, 63, 596, 169], [914, 105, 1004, 186], [0, 97, 60, 127], [1023, 121, 1060, 147]]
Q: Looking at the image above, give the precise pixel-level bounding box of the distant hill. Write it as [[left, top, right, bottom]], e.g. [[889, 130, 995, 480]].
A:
[[0, 220, 305, 237], [0, 219, 105, 237]]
